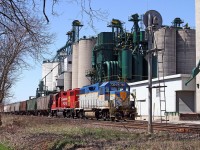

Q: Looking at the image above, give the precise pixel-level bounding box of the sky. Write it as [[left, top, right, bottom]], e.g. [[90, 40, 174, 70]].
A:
[[10, 0, 195, 103]]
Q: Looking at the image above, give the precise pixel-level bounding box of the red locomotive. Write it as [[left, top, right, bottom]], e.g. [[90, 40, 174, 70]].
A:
[[51, 88, 82, 118]]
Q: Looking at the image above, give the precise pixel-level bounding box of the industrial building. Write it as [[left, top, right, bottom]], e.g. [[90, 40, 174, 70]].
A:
[[38, 6, 200, 121]]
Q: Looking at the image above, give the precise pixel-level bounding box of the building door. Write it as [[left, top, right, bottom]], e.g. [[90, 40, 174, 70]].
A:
[[176, 91, 194, 113]]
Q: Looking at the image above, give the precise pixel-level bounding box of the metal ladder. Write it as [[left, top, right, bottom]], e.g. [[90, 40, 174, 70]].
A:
[[157, 51, 167, 123]]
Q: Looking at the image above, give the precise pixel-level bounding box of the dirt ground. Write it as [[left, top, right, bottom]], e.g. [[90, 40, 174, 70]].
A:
[[1, 114, 200, 150]]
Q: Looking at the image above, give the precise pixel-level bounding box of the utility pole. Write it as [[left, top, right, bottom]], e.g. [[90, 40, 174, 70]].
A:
[[147, 25, 153, 134], [144, 10, 162, 134]]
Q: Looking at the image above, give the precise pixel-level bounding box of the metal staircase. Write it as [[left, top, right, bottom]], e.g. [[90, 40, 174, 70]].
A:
[[157, 51, 167, 123]]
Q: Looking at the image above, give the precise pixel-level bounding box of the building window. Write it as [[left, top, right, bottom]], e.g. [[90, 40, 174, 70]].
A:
[[68, 61, 72, 64]]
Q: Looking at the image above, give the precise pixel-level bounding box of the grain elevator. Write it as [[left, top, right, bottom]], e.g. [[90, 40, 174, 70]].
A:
[[38, 8, 198, 121]]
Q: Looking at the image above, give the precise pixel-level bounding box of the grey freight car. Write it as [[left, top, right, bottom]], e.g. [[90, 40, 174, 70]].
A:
[[37, 95, 52, 116]]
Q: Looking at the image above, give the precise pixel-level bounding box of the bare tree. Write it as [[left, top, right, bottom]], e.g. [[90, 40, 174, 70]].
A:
[[38, 0, 108, 28], [0, 0, 107, 125], [0, 1, 52, 103], [0, 0, 107, 100]]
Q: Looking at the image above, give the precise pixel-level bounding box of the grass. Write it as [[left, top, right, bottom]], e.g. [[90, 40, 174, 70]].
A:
[[0, 143, 10, 150], [1, 114, 200, 150]]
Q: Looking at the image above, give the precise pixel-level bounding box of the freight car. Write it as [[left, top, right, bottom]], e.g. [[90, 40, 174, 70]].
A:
[[19, 101, 27, 115], [26, 98, 37, 115], [2, 81, 136, 120], [10, 102, 20, 114], [3, 104, 10, 113]]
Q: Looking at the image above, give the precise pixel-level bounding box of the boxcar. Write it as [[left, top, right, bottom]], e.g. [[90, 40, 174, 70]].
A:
[[27, 98, 37, 115], [19, 101, 27, 115], [37, 95, 52, 116]]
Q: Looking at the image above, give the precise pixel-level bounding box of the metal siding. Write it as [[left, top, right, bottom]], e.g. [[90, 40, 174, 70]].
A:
[[176, 91, 194, 113], [19, 101, 27, 111], [37, 95, 50, 110], [122, 50, 132, 79], [10, 103, 20, 112], [79, 92, 100, 109], [27, 98, 37, 111], [4, 105, 10, 112]]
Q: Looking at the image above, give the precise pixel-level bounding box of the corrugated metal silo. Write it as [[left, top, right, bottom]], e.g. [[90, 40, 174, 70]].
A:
[[78, 38, 96, 88], [154, 27, 176, 77], [176, 29, 196, 74], [72, 42, 79, 89]]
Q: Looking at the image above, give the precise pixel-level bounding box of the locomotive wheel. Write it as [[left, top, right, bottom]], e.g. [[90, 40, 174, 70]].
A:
[[63, 111, 66, 118], [95, 110, 100, 120], [102, 111, 107, 121], [77, 111, 84, 119], [110, 116, 115, 121]]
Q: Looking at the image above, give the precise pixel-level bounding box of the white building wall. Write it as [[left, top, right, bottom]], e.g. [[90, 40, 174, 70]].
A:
[[195, 0, 200, 112], [129, 74, 195, 117]]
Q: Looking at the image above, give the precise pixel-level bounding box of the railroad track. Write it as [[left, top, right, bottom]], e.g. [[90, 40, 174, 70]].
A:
[[92, 120, 200, 134], [4, 114, 200, 134]]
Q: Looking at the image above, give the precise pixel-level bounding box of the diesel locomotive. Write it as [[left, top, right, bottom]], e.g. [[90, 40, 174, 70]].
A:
[[2, 81, 136, 120]]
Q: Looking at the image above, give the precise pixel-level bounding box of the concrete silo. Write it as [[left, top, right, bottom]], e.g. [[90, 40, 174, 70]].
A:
[[64, 55, 72, 91], [176, 29, 196, 74], [42, 61, 59, 92], [52, 62, 59, 91], [196, 0, 200, 112], [72, 42, 79, 89], [78, 38, 96, 88], [154, 27, 176, 77], [42, 62, 53, 91]]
